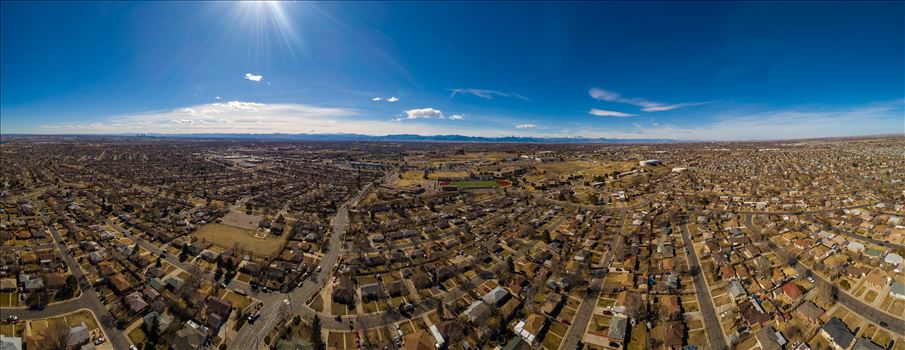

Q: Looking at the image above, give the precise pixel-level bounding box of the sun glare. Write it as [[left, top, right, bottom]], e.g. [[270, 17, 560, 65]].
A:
[[232, 1, 305, 58]]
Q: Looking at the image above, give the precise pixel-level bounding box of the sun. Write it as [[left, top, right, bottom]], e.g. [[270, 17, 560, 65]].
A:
[[231, 1, 305, 57]]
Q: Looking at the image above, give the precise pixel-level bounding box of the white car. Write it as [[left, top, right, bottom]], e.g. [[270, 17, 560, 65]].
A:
[[94, 337, 105, 345]]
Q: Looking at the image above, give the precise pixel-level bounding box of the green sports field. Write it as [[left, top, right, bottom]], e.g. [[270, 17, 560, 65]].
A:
[[450, 180, 498, 188]]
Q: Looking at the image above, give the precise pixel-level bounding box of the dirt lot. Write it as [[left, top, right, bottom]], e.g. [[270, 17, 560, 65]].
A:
[[193, 223, 287, 256], [219, 211, 263, 230]]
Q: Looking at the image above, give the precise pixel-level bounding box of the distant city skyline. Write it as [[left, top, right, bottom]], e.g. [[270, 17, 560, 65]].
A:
[[1, 1, 903, 140]]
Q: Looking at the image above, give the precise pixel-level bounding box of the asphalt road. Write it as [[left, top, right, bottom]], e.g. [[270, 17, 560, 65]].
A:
[[688, 202, 876, 216], [560, 250, 612, 350], [809, 216, 905, 250], [230, 181, 374, 350], [744, 215, 905, 335], [0, 224, 133, 350], [679, 224, 729, 350]]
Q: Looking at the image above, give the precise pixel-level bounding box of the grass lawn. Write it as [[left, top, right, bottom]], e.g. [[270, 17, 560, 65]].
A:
[[236, 272, 252, 283], [327, 331, 345, 349], [332, 302, 349, 316], [65, 310, 99, 330], [399, 321, 415, 335], [864, 290, 879, 303], [872, 330, 892, 348], [309, 294, 324, 312], [343, 332, 356, 349], [688, 329, 706, 347], [30, 319, 49, 335], [363, 301, 380, 313], [627, 323, 647, 350], [0, 324, 18, 337], [449, 181, 497, 188], [193, 223, 287, 256], [549, 322, 568, 337], [0, 292, 18, 307], [218, 290, 251, 311], [541, 332, 563, 350], [128, 326, 147, 346], [597, 297, 615, 308]]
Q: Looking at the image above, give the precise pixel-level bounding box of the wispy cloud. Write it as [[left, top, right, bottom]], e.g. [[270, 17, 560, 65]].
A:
[[579, 100, 905, 140], [516, 124, 538, 129], [640, 102, 709, 112], [589, 108, 636, 117], [449, 88, 529, 101], [448, 114, 465, 120], [244, 73, 263, 82], [589, 87, 706, 112], [372, 96, 399, 102]]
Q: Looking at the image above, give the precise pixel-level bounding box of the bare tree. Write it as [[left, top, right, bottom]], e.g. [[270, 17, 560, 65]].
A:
[[41, 321, 71, 350]]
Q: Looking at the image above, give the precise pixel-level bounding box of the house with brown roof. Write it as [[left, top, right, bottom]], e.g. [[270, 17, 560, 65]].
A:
[[332, 275, 355, 305], [109, 273, 131, 294], [795, 300, 824, 324], [656, 321, 685, 349], [513, 313, 547, 346], [660, 295, 682, 321], [403, 330, 435, 350], [436, 320, 466, 344]]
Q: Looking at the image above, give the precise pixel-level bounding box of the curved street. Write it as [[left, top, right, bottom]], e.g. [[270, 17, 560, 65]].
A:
[[743, 214, 905, 335], [1, 224, 132, 350]]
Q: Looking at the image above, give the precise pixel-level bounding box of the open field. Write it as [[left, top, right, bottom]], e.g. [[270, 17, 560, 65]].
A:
[[219, 210, 263, 230], [193, 223, 287, 256], [428, 171, 470, 179]]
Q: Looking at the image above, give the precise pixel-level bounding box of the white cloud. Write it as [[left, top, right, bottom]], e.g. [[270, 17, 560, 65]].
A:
[[404, 108, 445, 119], [244, 73, 263, 82], [448, 114, 465, 120], [589, 87, 705, 112], [372, 96, 399, 103], [37, 101, 464, 135], [215, 96, 222, 100], [449, 88, 529, 101], [589, 109, 637, 117], [516, 124, 538, 129]]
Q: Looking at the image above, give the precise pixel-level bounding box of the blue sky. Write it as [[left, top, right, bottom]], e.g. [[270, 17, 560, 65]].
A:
[[1, 1, 903, 140]]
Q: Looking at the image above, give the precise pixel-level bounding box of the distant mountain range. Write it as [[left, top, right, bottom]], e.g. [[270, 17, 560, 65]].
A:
[[128, 133, 680, 143]]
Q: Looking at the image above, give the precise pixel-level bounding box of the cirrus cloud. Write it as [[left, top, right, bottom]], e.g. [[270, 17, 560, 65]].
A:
[[515, 124, 538, 129], [589, 108, 637, 117], [449, 88, 529, 101], [589, 87, 707, 112]]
